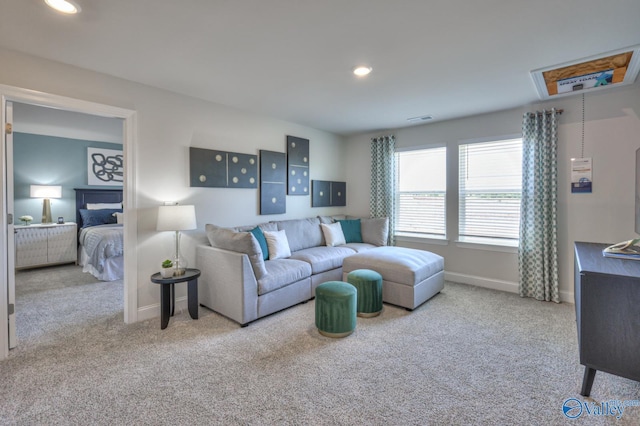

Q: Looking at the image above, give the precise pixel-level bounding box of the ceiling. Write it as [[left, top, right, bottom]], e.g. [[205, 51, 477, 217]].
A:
[[1, 0, 639, 136]]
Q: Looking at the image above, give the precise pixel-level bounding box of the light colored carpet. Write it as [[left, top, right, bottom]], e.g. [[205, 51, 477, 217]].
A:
[[2, 264, 639, 425]]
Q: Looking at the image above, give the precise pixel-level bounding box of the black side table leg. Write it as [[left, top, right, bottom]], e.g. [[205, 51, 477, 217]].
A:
[[580, 367, 597, 396], [160, 284, 171, 330], [170, 283, 175, 317], [188, 278, 199, 320]]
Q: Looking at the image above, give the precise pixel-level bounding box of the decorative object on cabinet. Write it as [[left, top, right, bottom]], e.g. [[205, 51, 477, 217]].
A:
[[157, 205, 197, 276], [259, 150, 286, 215], [312, 180, 346, 207], [286, 135, 309, 195], [14, 222, 77, 269], [19, 215, 33, 226], [30, 185, 62, 224], [189, 147, 258, 188], [87, 147, 123, 186]]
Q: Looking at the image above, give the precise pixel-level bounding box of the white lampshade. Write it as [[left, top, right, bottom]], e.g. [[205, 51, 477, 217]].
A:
[[30, 185, 62, 199], [156, 205, 197, 231]]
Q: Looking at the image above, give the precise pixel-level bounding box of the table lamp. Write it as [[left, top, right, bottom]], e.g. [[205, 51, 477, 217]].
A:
[[30, 185, 62, 224], [156, 205, 197, 276]]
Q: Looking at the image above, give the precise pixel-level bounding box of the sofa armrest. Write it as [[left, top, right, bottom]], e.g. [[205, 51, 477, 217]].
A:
[[196, 245, 259, 325]]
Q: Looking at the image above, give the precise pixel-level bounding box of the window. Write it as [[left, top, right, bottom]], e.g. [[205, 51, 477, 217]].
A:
[[458, 138, 522, 245], [395, 147, 446, 238]]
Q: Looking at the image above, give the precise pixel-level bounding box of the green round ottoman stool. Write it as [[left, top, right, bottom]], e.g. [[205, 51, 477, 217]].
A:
[[347, 269, 383, 317], [315, 281, 357, 338]]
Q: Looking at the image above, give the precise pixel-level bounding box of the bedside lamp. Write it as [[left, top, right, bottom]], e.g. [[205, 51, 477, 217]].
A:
[[30, 185, 62, 224], [156, 205, 197, 276]]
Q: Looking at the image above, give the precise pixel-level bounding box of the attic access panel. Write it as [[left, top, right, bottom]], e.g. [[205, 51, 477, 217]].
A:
[[531, 46, 640, 99]]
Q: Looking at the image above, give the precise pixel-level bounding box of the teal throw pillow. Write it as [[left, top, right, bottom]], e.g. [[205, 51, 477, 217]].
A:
[[250, 226, 269, 261], [338, 219, 363, 243]]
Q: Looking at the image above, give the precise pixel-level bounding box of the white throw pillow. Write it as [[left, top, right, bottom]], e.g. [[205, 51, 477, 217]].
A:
[[320, 222, 346, 247], [87, 202, 122, 210], [112, 212, 124, 224], [263, 230, 292, 260]]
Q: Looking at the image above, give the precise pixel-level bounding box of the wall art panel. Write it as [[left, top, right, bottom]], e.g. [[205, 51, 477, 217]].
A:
[[286, 135, 309, 195], [311, 180, 331, 207], [190, 147, 257, 188], [87, 147, 123, 186], [260, 150, 286, 215], [312, 180, 346, 207]]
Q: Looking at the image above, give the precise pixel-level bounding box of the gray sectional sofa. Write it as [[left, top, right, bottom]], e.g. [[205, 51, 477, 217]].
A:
[[196, 216, 389, 326]]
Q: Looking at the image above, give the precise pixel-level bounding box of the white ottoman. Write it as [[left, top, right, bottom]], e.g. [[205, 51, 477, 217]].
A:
[[342, 246, 444, 310]]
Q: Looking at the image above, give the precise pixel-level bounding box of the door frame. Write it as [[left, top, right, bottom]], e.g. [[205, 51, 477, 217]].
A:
[[1, 84, 138, 360]]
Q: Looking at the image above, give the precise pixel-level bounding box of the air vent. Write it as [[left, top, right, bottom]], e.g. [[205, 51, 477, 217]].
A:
[[407, 115, 433, 122]]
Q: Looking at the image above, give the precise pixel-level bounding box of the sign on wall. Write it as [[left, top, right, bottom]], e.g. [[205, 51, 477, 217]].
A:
[[571, 157, 592, 193], [87, 147, 123, 186]]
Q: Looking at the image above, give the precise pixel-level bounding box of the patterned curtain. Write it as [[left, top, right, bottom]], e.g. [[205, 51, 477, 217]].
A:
[[518, 109, 560, 303], [370, 135, 396, 246]]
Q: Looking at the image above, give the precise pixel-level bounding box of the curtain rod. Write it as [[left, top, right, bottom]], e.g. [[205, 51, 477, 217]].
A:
[[527, 109, 564, 117]]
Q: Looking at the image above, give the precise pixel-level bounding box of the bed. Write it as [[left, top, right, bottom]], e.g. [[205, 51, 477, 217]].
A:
[[75, 188, 124, 281]]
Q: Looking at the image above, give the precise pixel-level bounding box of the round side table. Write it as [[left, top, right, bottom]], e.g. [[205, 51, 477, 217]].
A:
[[150, 268, 201, 329]]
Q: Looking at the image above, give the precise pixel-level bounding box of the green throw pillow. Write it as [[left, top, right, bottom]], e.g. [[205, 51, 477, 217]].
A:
[[250, 226, 269, 261], [338, 219, 362, 243]]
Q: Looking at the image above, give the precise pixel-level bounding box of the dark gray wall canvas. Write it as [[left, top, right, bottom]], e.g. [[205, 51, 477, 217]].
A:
[[312, 180, 331, 207], [312, 180, 346, 207], [190, 147, 257, 188], [260, 150, 286, 215], [331, 181, 347, 206], [286, 135, 309, 195]]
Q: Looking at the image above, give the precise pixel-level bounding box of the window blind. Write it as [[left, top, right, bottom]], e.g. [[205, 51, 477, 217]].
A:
[[458, 138, 522, 242], [395, 147, 446, 237]]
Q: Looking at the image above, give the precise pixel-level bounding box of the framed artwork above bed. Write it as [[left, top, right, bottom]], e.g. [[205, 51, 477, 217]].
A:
[[87, 147, 123, 186]]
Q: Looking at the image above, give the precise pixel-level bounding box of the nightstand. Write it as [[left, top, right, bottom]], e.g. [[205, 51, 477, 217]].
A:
[[14, 222, 77, 269]]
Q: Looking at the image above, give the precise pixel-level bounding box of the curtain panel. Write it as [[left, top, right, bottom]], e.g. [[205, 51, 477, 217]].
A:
[[518, 109, 560, 303], [370, 135, 396, 246]]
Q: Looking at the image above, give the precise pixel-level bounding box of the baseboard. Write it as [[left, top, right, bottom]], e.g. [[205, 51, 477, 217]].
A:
[[136, 274, 574, 322], [137, 296, 189, 322], [444, 271, 574, 304]]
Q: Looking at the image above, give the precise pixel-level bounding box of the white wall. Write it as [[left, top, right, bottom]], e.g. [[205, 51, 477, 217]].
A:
[[346, 82, 640, 302], [0, 47, 348, 316]]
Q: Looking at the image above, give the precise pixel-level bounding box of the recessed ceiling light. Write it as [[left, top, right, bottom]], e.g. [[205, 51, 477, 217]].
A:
[[353, 66, 372, 77], [44, 0, 81, 14]]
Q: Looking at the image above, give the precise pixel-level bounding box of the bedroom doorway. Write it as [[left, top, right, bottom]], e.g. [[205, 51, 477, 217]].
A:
[[1, 85, 138, 358]]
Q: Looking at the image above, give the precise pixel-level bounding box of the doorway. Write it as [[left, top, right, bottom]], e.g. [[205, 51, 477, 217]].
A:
[[12, 102, 124, 348], [1, 85, 138, 359]]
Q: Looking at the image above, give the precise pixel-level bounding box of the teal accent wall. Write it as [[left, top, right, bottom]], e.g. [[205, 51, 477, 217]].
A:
[[13, 132, 122, 224]]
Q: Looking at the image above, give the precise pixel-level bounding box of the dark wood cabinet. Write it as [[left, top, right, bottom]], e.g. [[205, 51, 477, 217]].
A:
[[574, 242, 640, 396]]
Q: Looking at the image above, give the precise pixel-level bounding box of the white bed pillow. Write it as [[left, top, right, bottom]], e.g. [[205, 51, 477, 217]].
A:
[[87, 202, 122, 210], [320, 222, 346, 247], [112, 212, 124, 224], [263, 230, 291, 260]]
